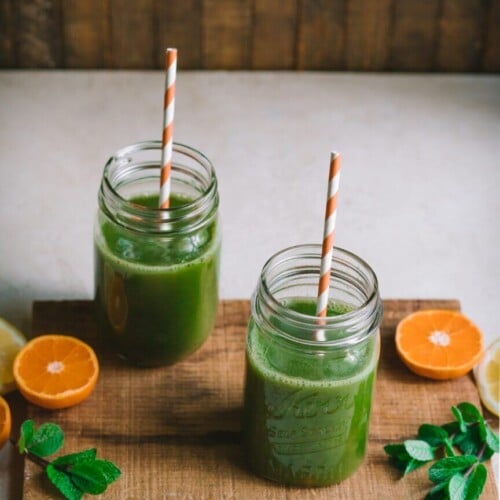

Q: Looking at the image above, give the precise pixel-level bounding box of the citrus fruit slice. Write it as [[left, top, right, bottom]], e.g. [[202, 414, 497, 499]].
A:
[[395, 310, 483, 380], [0, 317, 27, 394], [13, 334, 99, 410], [474, 338, 499, 416], [0, 395, 11, 448]]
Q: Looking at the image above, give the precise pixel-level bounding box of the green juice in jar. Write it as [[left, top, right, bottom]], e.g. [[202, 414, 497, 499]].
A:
[[243, 299, 379, 486], [94, 193, 220, 367]]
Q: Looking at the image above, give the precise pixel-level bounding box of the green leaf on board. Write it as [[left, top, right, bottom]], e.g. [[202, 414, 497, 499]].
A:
[[454, 427, 482, 457], [16, 420, 121, 499], [384, 444, 409, 460], [442, 421, 460, 436], [385, 402, 495, 500], [428, 456, 477, 484], [388, 457, 411, 473], [444, 438, 456, 457], [46, 464, 83, 500], [448, 473, 467, 500], [68, 462, 108, 495], [464, 463, 487, 500], [479, 446, 495, 462], [404, 440, 435, 462], [457, 402, 489, 442], [28, 423, 64, 458], [90, 459, 121, 484], [456, 402, 483, 425], [484, 426, 499, 454], [18, 419, 35, 454], [52, 448, 97, 467], [452, 406, 467, 433], [425, 480, 449, 500], [404, 458, 427, 476], [418, 424, 449, 447]]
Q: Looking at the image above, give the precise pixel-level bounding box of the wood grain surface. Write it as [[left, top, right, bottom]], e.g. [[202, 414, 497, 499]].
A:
[[1, 0, 498, 71], [22, 299, 497, 499]]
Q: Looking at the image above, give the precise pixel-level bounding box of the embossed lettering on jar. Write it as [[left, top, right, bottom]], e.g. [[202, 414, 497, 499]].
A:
[[242, 245, 382, 486]]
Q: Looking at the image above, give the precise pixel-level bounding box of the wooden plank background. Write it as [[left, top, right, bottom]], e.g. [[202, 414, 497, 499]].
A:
[[0, 0, 499, 71]]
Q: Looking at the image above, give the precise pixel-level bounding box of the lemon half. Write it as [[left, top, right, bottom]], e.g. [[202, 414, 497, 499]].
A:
[[474, 338, 500, 416], [0, 317, 27, 394]]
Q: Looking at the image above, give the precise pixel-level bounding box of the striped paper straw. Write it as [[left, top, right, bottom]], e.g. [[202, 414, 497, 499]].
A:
[[159, 48, 177, 209], [315, 152, 342, 341]]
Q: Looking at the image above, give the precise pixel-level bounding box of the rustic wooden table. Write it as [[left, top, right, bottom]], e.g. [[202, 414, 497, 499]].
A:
[[11, 299, 498, 499]]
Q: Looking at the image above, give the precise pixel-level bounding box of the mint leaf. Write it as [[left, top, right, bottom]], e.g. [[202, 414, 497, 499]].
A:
[[444, 439, 456, 457], [479, 446, 495, 462], [68, 462, 108, 494], [418, 424, 448, 446], [452, 406, 467, 433], [428, 456, 478, 483], [448, 472, 467, 499], [426, 480, 449, 499], [52, 448, 97, 466], [91, 459, 121, 484], [384, 444, 408, 459], [454, 426, 482, 456], [404, 458, 427, 475], [456, 402, 482, 425], [442, 421, 460, 435], [404, 440, 435, 461], [385, 443, 414, 472], [28, 423, 64, 457], [18, 420, 35, 454], [46, 464, 83, 500], [456, 402, 488, 442], [484, 426, 499, 453], [388, 456, 411, 473], [384, 402, 495, 499], [15, 420, 121, 499], [386, 441, 433, 475], [465, 463, 487, 500]]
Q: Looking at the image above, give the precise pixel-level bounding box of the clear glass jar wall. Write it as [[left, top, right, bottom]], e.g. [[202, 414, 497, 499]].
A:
[[242, 244, 382, 486], [94, 141, 220, 367]]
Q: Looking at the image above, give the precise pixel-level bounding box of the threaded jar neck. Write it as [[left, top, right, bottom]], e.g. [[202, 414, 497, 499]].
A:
[[99, 141, 218, 235], [252, 244, 383, 349]]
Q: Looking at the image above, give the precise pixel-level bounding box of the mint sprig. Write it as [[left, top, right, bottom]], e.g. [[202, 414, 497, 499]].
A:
[[15, 420, 120, 499], [384, 402, 499, 500]]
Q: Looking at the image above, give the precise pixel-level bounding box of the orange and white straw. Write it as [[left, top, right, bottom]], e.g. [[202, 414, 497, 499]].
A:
[[315, 152, 342, 340], [159, 48, 177, 209]]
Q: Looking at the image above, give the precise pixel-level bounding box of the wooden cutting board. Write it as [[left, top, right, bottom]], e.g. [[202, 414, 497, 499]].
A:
[[23, 299, 496, 499]]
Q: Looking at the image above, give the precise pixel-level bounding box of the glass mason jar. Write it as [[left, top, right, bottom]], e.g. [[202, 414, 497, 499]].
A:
[[94, 141, 220, 367], [242, 244, 382, 487]]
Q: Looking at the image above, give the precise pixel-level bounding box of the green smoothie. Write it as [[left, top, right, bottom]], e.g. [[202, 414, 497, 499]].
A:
[[94, 193, 220, 367], [242, 299, 378, 486]]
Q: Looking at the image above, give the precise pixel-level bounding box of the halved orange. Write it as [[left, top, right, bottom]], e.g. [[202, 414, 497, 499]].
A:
[[0, 395, 11, 448], [13, 335, 99, 410], [395, 310, 484, 380]]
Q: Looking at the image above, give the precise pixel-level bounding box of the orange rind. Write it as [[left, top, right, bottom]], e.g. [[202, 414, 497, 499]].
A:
[[13, 334, 99, 410]]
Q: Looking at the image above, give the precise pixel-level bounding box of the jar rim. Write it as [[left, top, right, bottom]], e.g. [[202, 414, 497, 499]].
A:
[[254, 244, 382, 348], [103, 140, 217, 215], [99, 140, 218, 234]]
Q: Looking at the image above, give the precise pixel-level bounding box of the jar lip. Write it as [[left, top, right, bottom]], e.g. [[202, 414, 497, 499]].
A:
[[103, 140, 217, 217], [100, 140, 218, 234], [259, 243, 380, 329]]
